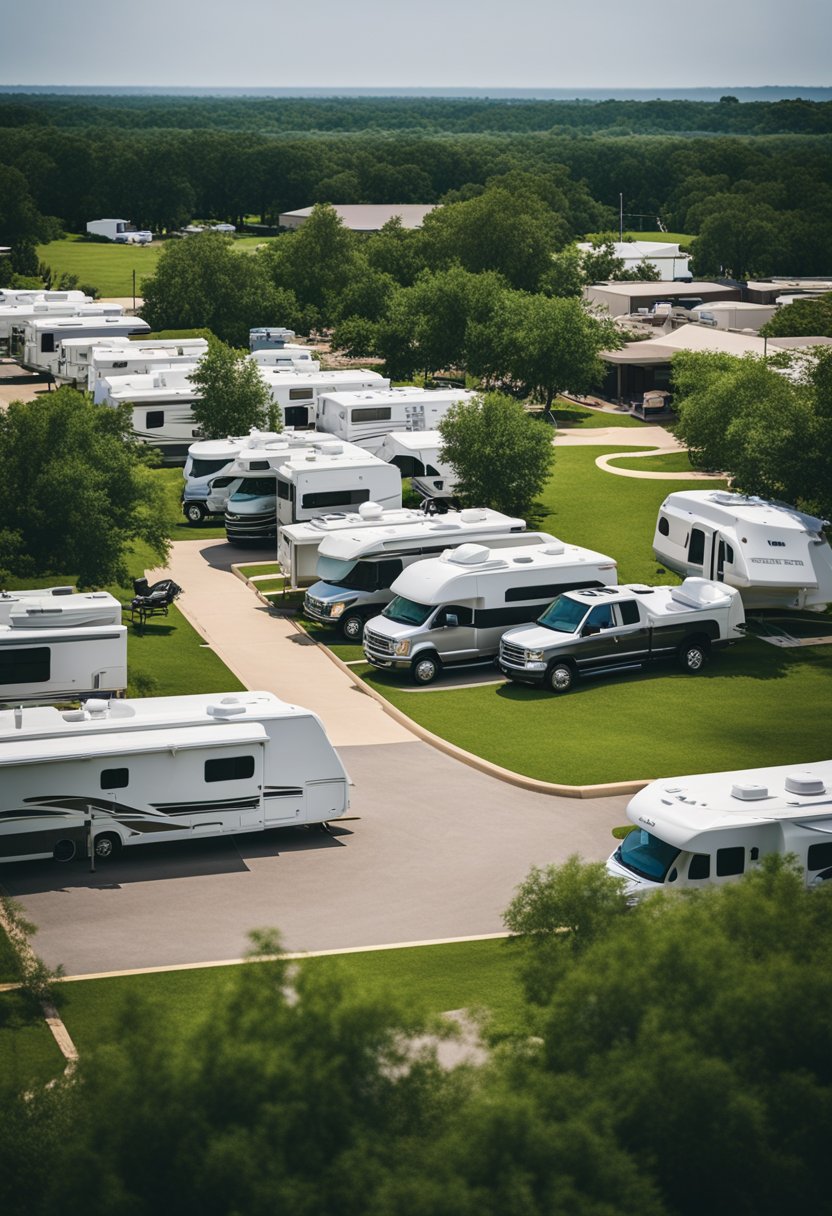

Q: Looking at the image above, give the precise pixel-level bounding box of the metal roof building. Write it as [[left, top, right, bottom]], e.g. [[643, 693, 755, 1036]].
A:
[[585, 280, 741, 318], [278, 204, 437, 232]]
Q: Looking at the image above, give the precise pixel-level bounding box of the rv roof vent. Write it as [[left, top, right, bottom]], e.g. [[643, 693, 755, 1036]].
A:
[[207, 697, 247, 718], [541, 542, 565, 555], [85, 699, 110, 717], [784, 771, 826, 796], [459, 509, 487, 523], [512, 554, 534, 564], [731, 782, 769, 801], [358, 502, 384, 520], [49, 586, 75, 597], [305, 453, 317, 462], [62, 708, 86, 722], [447, 543, 490, 566]]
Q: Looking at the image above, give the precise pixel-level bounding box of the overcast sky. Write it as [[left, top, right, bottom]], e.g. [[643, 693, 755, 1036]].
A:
[[1, 0, 829, 90]]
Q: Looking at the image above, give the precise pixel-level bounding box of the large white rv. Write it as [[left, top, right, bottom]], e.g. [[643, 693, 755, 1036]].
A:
[[86, 218, 152, 244], [21, 315, 150, 376], [0, 588, 126, 704], [378, 430, 457, 501], [0, 289, 91, 307], [653, 490, 832, 611], [303, 508, 529, 640], [55, 336, 208, 392], [0, 691, 349, 864], [248, 347, 320, 372], [0, 301, 124, 347], [225, 439, 402, 545], [316, 387, 474, 455], [100, 366, 201, 463], [259, 368, 389, 429], [607, 759, 832, 897], [363, 539, 618, 683], [181, 430, 282, 523]]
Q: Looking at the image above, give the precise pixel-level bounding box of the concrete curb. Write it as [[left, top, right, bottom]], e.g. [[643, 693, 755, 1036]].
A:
[[288, 616, 649, 801]]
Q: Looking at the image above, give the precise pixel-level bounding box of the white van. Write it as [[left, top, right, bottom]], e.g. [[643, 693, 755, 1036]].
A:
[[363, 539, 618, 683]]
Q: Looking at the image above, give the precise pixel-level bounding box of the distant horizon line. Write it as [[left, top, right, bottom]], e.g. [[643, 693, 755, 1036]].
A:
[[1, 84, 830, 99]]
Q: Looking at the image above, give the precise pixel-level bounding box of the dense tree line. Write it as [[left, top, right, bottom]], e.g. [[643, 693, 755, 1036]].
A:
[[3, 857, 830, 1216]]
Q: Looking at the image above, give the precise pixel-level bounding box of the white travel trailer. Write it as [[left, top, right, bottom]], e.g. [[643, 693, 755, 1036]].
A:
[[378, 430, 457, 500], [86, 218, 152, 244], [607, 759, 832, 897], [363, 539, 618, 683], [260, 368, 389, 429], [56, 337, 209, 392], [0, 301, 124, 347], [316, 387, 474, 455], [249, 326, 298, 351], [225, 439, 402, 545], [653, 490, 832, 611], [0, 691, 349, 864], [0, 588, 126, 704], [0, 289, 90, 307], [304, 508, 529, 639], [248, 347, 320, 372], [101, 365, 201, 463], [21, 314, 150, 375]]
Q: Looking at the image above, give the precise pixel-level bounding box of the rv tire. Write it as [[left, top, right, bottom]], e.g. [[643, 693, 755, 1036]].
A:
[[184, 502, 207, 524], [679, 638, 709, 673], [547, 661, 576, 694], [53, 839, 77, 862], [411, 652, 441, 685], [93, 833, 122, 861], [340, 612, 365, 641]]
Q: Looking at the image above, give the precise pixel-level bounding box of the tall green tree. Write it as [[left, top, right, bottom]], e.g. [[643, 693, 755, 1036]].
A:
[[761, 292, 832, 338], [0, 389, 172, 587], [189, 341, 277, 438], [265, 203, 359, 327], [438, 391, 555, 517]]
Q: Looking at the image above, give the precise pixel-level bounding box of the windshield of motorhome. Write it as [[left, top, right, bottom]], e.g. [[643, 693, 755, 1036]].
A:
[[616, 829, 680, 883], [318, 557, 378, 592], [537, 595, 586, 633], [229, 477, 276, 500], [382, 596, 434, 626]]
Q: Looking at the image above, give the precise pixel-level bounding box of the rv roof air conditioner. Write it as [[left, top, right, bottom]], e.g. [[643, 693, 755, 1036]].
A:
[[85, 699, 110, 717], [358, 502, 384, 520], [446, 543, 491, 566], [731, 783, 769, 801], [459, 509, 487, 523], [542, 542, 566, 556], [207, 697, 247, 718], [785, 772, 827, 796]]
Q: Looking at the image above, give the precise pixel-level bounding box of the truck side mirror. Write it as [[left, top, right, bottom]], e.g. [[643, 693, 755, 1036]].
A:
[[582, 624, 600, 637], [444, 613, 459, 628]]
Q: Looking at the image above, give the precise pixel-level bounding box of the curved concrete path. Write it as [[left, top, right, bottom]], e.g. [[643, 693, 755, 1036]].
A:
[[595, 449, 725, 481], [554, 422, 723, 482]]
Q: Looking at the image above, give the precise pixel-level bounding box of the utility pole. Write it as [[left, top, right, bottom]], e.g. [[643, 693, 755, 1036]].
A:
[[619, 193, 624, 244], [132, 269, 136, 314]]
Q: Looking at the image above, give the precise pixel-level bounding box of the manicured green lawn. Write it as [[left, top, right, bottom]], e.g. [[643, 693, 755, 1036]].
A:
[[301, 619, 365, 662], [36, 235, 163, 296], [584, 231, 694, 246], [605, 451, 718, 475], [152, 467, 227, 540], [547, 400, 645, 429], [125, 604, 245, 698], [237, 562, 281, 579], [0, 989, 67, 1090]]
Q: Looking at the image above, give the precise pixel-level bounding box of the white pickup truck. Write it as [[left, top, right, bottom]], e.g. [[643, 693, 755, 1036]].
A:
[[499, 577, 745, 693]]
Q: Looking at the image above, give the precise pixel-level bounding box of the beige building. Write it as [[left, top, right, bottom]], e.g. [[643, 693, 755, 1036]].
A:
[[585, 280, 740, 318], [279, 204, 437, 232]]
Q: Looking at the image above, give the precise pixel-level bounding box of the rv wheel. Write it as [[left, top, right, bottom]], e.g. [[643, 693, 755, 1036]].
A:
[[547, 662, 575, 694], [93, 833, 122, 861], [184, 503, 207, 524], [53, 839, 77, 863], [679, 640, 708, 673], [340, 612, 365, 641], [411, 653, 441, 685]]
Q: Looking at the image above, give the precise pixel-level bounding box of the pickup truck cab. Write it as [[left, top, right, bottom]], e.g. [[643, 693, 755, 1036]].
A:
[[499, 577, 745, 693]]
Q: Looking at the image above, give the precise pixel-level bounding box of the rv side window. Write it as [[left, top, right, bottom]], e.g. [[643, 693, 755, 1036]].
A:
[[808, 842, 832, 871], [248, 461, 270, 471], [276, 479, 292, 500], [101, 768, 129, 790], [724, 544, 735, 563], [688, 528, 706, 565], [302, 489, 371, 510], [0, 647, 51, 686], [687, 853, 710, 880], [211, 477, 235, 489], [41, 333, 56, 353], [716, 846, 744, 877], [205, 755, 256, 783], [658, 516, 670, 537], [191, 458, 229, 479], [146, 411, 164, 429], [435, 604, 473, 627], [506, 583, 588, 603], [618, 601, 641, 626], [113, 360, 128, 369], [288, 389, 313, 401], [351, 407, 392, 423]]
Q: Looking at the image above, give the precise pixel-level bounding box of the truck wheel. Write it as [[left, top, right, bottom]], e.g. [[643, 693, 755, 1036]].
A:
[[53, 838, 77, 862], [93, 833, 122, 861], [411, 653, 441, 685], [340, 612, 365, 641], [547, 662, 575, 694], [679, 639, 708, 673], [184, 502, 206, 524]]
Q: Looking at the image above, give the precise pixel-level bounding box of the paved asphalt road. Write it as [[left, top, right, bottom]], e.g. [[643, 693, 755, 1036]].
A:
[[2, 740, 628, 977]]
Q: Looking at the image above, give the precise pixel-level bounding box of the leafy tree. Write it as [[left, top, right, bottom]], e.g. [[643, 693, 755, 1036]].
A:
[[142, 233, 300, 347], [541, 244, 585, 298], [438, 391, 555, 516], [265, 203, 359, 327], [364, 216, 426, 286], [0, 389, 172, 587], [761, 292, 832, 338], [578, 236, 626, 283], [189, 341, 278, 438], [0, 162, 59, 251], [689, 195, 780, 278]]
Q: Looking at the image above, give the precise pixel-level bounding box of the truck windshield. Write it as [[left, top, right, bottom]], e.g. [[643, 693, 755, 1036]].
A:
[[615, 829, 680, 883], [229, 478, 275, 501], [383, 596, 434, 626], [318, 557, 378, 593], [537, 595, 587, 634]]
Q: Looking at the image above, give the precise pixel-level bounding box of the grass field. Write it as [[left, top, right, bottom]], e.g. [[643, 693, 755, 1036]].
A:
[[546, 399, 645, 429], [154, 467, 227, 541], [604, 451, 714, 474], [236, 563, 281, 579], [585, 231, 695, 247], [36, 235, 163, 297]]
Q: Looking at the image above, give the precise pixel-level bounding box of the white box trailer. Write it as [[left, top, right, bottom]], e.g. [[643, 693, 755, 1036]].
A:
[[317, 387, 474, 455], [0, 301, 124, 347], [248, 347, 320, 372], [259, 368, 389, 429], [22, 314, 150, 375], [363, 538, 618, 684], [101, 366, 201, 464], [303, 507, 530, 640], [607, 759, 832, 898], [86, 218, 152, 244], [378, 429, 457, 500], [0, 588, 126, 704], [0, 289, 91, 307], [225, 440, 402, 546], [55, 336, 209, 391], [653, 490, 832, 611], [0, 691, 349, 865]]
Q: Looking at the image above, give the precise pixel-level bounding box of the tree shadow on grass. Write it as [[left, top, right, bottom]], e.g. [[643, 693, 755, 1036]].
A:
[[128, 621, 176, 637]]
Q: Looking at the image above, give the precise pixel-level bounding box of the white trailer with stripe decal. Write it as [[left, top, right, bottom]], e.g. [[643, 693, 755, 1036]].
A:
[[0, 691, 349, 864]]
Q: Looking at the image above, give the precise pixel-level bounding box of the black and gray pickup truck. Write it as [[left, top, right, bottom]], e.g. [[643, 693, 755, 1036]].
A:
[[498, 577, 745, 693]]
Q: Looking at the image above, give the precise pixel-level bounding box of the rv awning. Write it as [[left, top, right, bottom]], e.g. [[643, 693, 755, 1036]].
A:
[[0, 723, 268, 767]]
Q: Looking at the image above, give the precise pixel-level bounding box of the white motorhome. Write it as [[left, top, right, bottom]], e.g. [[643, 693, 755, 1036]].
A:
[[180, 430, 283, 523], [607, 759, 832, 897], [0, 588, 126, 704], [0, 301, 124, 348], [248, 347, 320, 372], [653, 490, 832, 611], [0, 691, 349, 864], [101, 365, 201, 463], [56, 337, 208, 392], [225, 439, 402, 545], [316, 387, 474, 455], [0, 289, 90, 307], [363, 539, 618, 684], [260, 368, 389, 429], [378, 430, 457, 500], [86, 218, 152, 244], [21, 315, 150, 375], [249, 326, 298, 352], [304, 508, 529, 640]]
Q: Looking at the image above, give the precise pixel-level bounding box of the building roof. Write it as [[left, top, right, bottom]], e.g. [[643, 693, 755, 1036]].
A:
[[577, 240, 687, 259], [601, 324, 832, 366], [279, 204, 437, 231], [588, 281, 733, 299]]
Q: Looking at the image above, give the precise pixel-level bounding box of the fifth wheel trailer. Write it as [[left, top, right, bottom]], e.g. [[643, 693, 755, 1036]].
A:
[[0, 691, 349, 864], [21, 314, 151, 375]]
